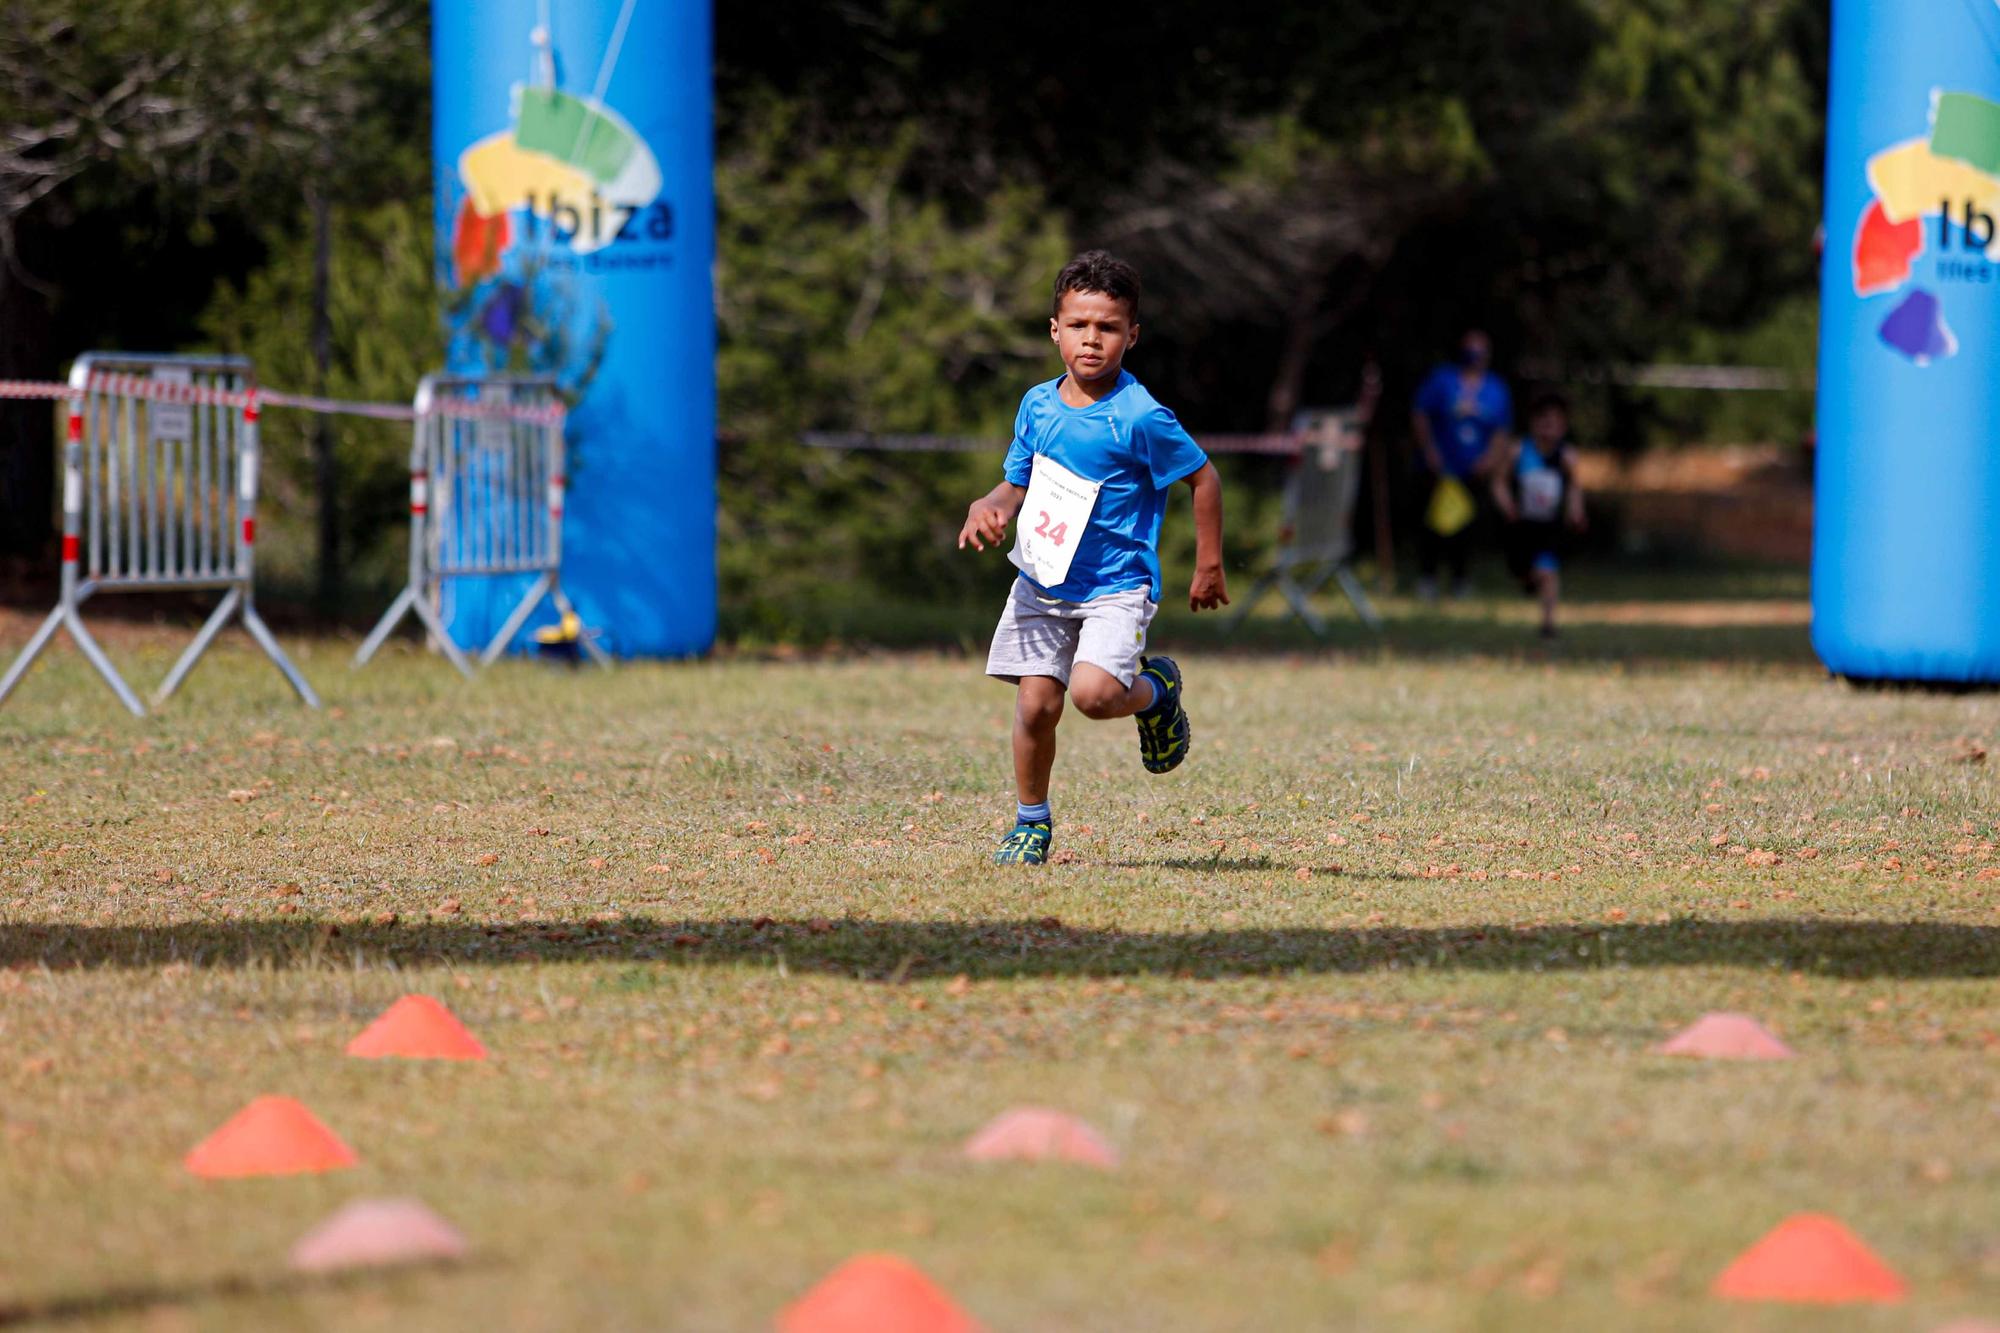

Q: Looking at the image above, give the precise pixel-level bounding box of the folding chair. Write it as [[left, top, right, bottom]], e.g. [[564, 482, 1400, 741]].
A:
[[1229, 407, 1382, 636]]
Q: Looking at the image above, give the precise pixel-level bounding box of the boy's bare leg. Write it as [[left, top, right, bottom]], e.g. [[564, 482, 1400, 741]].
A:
[[1067, 662, 1156, 721], [1014, 676, 1066, 804], [1535, 569, 1559, 635]]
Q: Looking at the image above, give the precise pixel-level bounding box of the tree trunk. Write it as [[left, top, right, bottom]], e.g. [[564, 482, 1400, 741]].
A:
[[1263, 273, 1325, 434], [1369, 418, 1395, 591], [310, 173, 338, 620]]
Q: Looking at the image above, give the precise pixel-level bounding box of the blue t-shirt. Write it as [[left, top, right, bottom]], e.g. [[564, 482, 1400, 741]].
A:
[[1002, 370, 1209, 602], [1414, 365, 1513, 478]]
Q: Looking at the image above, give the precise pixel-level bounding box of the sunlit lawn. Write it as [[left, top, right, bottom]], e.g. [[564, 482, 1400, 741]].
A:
[[3, 585, 1998, 1331]]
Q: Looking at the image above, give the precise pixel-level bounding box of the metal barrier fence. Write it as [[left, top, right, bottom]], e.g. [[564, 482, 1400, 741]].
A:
[[355, 373, 607, 674], [0, 353, 319, 717], [1228, 407, 1382, 637]]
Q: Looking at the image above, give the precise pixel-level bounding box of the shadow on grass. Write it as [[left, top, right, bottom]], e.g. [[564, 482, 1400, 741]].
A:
[[1332, 619, 1815, 669], [725, 592, 1818, 669], [0, 1260, 475, 1329], [2, 916, 1992, 980], [1150, 591, 1818, 667]]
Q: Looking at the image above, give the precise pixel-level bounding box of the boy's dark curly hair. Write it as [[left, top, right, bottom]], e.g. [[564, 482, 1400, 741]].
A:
[[1052, 250, 1141, 321]]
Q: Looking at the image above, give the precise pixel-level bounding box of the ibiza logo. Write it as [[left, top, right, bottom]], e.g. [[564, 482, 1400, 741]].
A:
[[1850, 90, 2000, 365], [449, 24, 669, 291]]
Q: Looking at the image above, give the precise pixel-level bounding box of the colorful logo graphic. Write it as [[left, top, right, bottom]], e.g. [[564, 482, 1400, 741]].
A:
[[444, 26, 672, 376], [452, 85, 664, 285], [1852, 90, 2000, 365]]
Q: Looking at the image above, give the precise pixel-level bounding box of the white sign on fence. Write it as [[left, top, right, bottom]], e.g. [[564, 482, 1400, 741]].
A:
[[149, 366, 192, 442]]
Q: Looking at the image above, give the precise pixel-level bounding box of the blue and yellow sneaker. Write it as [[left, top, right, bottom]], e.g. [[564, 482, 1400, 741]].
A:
[[1134, 655, 1190, 774], [993, 819, 1052, 865]]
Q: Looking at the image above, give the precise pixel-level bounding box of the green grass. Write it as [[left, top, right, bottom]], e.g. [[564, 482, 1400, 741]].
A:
[[730, 559, 1817, 666], [2, 593, 1998, 1331]]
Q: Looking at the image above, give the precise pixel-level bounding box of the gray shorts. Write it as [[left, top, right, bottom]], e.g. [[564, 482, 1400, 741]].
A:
[[985, 580, 1157, 687]]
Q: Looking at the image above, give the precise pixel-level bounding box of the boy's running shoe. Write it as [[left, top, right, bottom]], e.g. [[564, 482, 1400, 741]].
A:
[[993, 820, 1052, 865], [1134, 655, 1191, 774]]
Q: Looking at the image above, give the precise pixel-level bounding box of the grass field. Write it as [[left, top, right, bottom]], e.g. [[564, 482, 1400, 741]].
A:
[[3, 582, 1998, 1330]]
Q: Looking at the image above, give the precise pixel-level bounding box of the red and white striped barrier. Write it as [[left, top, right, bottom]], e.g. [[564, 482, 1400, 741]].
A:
[[353, 373, 606, 677], [0, 374, 565, 424], [0, 354, 318, 717], [0, 353, 584, 716]]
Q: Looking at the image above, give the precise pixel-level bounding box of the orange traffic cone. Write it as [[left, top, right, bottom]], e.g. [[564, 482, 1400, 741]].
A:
[[345, 995, 489, 1061], [962, 1107, 1119, 1169], [184, 1096, 358, 1179], [1711, 1213, 1907, 1303], [1658, 1012, 1795, 1060], [776, 1254, 983, 1333]]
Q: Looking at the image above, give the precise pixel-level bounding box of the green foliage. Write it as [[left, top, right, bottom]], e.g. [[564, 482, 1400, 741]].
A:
[[0, 1, 426, 226], [197, 200, 441, 603], [719, 1, 1826, 447], [1646, 293, 1818, 447], [716, 102, 1071, 630], [10, 0, 1836, 620], [1457, 0, 1825, 451], [1540, 0, 1825, 342]]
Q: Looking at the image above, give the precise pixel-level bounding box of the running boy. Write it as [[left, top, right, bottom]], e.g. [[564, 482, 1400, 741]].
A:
[[957, 251, 1227, 866], [1492, 391, 1587, 638]]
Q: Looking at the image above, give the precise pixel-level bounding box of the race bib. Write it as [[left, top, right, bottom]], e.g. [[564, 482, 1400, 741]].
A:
[[1009, 452, 1102, 588], [1520, 469, 1564, 522]]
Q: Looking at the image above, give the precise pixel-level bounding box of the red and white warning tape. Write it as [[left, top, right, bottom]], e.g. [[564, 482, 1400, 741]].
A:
[[262, 388, 567, 425], [0, 375, 564, 425], [260, 390, 421, 422], [0, 380, 72, 401]]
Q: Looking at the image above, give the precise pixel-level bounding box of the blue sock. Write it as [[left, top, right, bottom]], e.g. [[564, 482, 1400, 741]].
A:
[[1134, 673, 1159, 713], [1016, 801, 1051, 825]]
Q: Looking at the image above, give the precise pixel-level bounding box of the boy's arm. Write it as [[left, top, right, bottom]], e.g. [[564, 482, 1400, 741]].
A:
[[958, 480, 1027, 552], [1563, 451, 1588, 531], [1489, 442, 1518, 521], [1183, 462, 1228, 611], [1474, 428, 1514, 480]]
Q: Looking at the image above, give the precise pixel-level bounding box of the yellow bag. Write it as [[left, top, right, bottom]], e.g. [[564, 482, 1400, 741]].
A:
[[1426, 476, 1476, 537]]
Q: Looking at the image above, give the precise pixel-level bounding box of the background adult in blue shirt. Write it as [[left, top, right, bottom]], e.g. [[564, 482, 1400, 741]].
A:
[[1410, 329, 1515, 600]]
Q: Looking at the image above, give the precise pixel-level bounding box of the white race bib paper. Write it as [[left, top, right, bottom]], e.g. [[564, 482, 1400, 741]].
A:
[[1520, 469, 1564, 522], [1009, 452, 1103, 589]]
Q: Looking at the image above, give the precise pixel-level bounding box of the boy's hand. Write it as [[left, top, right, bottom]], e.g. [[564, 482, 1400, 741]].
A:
[[958, 496, 1011, 552], [1189, 563, 1229, 612]]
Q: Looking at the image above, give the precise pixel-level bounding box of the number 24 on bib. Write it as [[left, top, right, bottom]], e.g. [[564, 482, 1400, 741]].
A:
[[1009, 453, 1103, 588]]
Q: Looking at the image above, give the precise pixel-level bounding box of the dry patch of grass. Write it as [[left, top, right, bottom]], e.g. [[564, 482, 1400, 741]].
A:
[[1, 624, 1997, 1330]]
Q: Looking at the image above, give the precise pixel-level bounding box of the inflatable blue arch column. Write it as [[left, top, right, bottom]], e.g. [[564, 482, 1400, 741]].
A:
[[432, 0, 716, 657], [1814, 0, 2000, 682]]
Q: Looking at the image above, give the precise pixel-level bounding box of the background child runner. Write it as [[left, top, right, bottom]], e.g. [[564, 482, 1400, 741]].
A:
[[1493, 391, 1588, 638], [957, 251, 1227, 866]]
